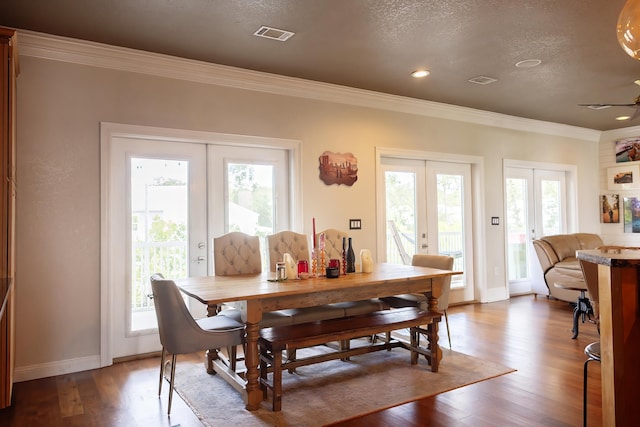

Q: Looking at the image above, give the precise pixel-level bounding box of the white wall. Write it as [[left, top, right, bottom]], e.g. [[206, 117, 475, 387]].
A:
[[14, 31, 602, 379]]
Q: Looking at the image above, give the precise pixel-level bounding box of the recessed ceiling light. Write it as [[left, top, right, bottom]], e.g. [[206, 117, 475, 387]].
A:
[[411, 70, 430, 78], [616, 115, 632, 121], [515, 59, 542, 68]]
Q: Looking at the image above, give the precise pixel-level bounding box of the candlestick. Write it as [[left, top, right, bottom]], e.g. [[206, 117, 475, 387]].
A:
[[312, 217, 316, 249]]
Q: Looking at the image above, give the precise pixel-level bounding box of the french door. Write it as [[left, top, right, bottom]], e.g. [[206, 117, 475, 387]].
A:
[[103, 126, 294, 360], [380, 158, 474, 304], [504, 166, 567, 295], [107, 137, 207, 358]]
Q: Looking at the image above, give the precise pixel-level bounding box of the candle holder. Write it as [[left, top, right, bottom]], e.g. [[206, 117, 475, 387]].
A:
[[311, 249, 318, 277], [319, 249, 326, 277]]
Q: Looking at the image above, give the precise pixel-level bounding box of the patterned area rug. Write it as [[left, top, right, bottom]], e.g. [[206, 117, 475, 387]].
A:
[[172, 342, 515, 427]]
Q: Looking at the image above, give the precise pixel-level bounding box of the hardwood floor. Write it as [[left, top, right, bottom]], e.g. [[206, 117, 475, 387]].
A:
[[0, 295, 601, 426]]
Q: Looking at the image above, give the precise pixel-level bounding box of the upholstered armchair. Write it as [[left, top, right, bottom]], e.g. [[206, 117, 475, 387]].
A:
[[213, 231, 262, 276], [532, 233, 603, 302], [267, 231, 310, 272]]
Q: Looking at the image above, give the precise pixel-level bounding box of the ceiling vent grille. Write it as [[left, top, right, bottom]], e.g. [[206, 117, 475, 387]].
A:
[[254, 26, 295, 41], [468, 76, 498, 85]]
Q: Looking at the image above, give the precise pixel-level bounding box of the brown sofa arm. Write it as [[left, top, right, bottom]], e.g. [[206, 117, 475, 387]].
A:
[[533, 239, 559, 274]]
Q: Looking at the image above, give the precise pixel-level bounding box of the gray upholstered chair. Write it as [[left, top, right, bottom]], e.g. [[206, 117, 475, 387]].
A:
[[213, 231, 262, 276], [267, 231, 310, 272], [150, 274, 245, 414], [381, 254, 455, 348]]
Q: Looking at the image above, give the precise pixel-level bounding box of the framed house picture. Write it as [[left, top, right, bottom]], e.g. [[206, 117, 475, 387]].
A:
[[607, 164, 640, 190]]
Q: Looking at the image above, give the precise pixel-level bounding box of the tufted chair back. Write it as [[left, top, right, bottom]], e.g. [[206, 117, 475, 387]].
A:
[[316, 229, 349, 260], [267, 231, 310, 272], [213, 232, 262, 275]]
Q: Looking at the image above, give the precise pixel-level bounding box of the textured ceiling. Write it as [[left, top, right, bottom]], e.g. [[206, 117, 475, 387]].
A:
[[2, 0, 640, 131]]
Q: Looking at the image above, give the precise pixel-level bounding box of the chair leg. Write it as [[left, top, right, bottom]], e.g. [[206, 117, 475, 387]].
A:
[[583, 358, 589, 427], [168, 354, 177, 415], [444, 310, 451, 349], [229, 345, 237, 372], [583, 357, 599, 427], [158, 347, 166, 396]]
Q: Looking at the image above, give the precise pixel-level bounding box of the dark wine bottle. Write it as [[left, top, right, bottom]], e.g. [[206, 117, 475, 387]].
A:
[[346, 237, 356, 273]]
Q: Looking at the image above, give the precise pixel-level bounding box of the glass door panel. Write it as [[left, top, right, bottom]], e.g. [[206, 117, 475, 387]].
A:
[[384, 170, 418, 264], [505, 175, 530, 283], [130, 158, 190, 331], [433, 172, 466, 289], [227, 162, 275, 266]]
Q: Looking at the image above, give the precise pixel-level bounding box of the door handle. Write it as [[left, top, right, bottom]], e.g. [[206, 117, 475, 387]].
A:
[[196, 256, 205, 264]]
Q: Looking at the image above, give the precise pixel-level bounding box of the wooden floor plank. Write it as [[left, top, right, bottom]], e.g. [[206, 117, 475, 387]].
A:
[[0, 295, 602, 426], [55, 376, 84, 418]]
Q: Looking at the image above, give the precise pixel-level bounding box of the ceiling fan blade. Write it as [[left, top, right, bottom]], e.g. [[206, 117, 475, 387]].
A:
[[578, 103, 637, 107], [629, 106, 640, 121]]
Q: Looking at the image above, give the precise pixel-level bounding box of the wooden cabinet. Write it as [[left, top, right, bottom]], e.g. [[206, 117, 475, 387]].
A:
[[0, 27, 18, 409], [577, 250, 640, 427]]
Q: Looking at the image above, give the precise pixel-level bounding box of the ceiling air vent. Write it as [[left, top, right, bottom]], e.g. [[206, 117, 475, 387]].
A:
[[468, 76, 498, 85], [253, 26, 295, 41]]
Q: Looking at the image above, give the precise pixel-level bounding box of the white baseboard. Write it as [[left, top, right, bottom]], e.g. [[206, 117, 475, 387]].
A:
[[14, 355, 102, 382]]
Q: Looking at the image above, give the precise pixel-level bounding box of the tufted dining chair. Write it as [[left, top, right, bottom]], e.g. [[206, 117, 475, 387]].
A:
[[316, 228, 349, 261], [381, 254, 455, 348], [150, 274, 245, 414], [267, 231, 310, 272], [213, 231, 262, 276]]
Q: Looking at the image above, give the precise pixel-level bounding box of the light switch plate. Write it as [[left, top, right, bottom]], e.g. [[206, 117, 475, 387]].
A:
[[349, 219, 362, 230]]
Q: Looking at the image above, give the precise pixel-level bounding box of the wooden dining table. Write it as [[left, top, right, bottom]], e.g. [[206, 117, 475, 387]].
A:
[[176, 262, 457, 411]]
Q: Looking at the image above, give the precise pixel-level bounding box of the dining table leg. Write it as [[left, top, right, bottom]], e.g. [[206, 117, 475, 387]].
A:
[[205, 303, 220, 374], [426, 278, 443, 366], [244, 299, 263, 411]]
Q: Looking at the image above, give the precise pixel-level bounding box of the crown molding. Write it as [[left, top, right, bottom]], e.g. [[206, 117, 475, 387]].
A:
[[17, 29, 601, 142]]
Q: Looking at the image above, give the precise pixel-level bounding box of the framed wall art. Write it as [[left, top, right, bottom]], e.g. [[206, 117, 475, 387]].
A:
[[607, 164, 640, 190], [601, 194, 619, 223], [623, 196, 640, 233], [615, 136, 640, 163], [318, 151, 358, 186]]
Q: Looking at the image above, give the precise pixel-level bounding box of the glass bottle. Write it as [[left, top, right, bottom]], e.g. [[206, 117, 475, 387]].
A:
[[346, 237, 356, 273], [342, 237, 347, 275]]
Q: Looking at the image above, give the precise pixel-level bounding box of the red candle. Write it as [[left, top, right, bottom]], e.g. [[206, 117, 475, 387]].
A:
[[312, 217, 316, 249]]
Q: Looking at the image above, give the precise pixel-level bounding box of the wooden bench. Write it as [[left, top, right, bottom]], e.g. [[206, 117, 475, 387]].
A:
[[258, 307, 441, 411]]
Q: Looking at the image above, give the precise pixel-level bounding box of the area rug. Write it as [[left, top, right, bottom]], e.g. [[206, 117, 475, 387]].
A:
[[172, 343, 514, 427]]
